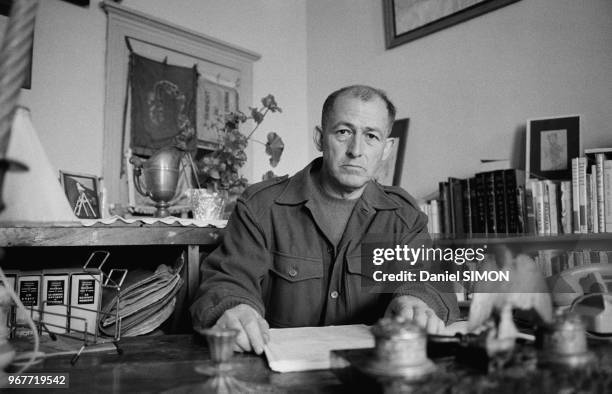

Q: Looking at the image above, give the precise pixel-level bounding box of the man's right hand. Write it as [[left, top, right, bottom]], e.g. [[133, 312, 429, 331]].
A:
[[212, 304, 270, 355]]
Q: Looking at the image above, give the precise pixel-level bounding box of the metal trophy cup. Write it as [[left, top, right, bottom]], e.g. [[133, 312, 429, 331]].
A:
[[130, 146, 184, 217]]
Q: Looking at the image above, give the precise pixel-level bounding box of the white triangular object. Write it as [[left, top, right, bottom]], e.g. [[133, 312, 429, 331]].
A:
[[0, 107, 78, 222]]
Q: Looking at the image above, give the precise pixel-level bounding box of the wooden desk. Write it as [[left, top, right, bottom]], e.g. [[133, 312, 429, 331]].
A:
[[0, 221, 223, 304], [6, 334, 612, 393]]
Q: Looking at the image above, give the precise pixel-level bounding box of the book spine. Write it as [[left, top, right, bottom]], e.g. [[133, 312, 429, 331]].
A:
[[439, 182, 452, 238], [546, 181, 559, 235], [596, 153, 606, 232], [542, 180, 551, 235], [534, 180, 545, 236], [572, 158, 581, 233], [560, 180, 573, 234], [461, 178, 472, 236], [42, 273, 69, 334], [504, 170, 517, 233], [449, 178, 465, 237], [16, 273, 42, 335], [525, 180, 537, 235], [578, 157, 588, 233], [590, 165, 599, 233], [516, 181, 527, 234], [494, 170, 508, 235], [505, 169, 524, 234], [468, 177, 480, 235], [605, 160, 612, 232], [70, 272, 102, 335], [430, 200, 441, 234], [475, 173, 488, 235], [586, 173, 593, 233], [485, 172, 497, 234], [422, 202, 432, 234]]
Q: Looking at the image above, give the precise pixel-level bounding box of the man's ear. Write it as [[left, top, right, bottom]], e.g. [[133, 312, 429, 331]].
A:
[[314, 126, 323, 152], [381, 137, 396, 161]]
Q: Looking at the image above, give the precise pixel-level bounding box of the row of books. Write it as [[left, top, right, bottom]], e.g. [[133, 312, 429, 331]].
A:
[[525, 151, 612, 236], [568, 150, 612, 234], [422, 168, 527, 237], [0, 269, 102, 336], [0, 261, 184, 338], [421, 148, 612, 237], [534, 249, 612, 277]]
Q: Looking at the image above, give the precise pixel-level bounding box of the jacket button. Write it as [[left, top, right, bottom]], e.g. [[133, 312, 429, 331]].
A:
[[330, 291, 339, 299], [288, 268, 298, 277]]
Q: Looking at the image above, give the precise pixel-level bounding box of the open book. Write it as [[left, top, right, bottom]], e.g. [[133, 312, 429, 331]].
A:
[[264, 324, 374, 373]]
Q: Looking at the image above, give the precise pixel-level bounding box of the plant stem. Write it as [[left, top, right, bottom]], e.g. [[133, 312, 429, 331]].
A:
[[186, 152, 202, 189], [246, 107, 270, 140]]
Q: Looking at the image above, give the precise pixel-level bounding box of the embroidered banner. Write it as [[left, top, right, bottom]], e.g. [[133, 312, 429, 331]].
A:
[[129, 53, 197, 156]]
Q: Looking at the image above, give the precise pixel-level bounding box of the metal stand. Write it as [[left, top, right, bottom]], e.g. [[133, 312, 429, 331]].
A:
[[8, 251, 128, 365]]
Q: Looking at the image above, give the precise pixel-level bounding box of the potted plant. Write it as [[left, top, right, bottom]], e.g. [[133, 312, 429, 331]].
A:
[[187, 94, 284, 219]]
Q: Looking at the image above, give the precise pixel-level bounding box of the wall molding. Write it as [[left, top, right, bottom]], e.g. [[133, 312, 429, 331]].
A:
[[101, 0, 260, 205]]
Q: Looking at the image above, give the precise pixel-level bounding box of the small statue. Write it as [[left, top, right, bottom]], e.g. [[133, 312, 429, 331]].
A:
[[467, 246, 554, 367]]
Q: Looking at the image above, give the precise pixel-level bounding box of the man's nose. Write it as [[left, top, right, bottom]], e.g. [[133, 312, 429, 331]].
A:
[[346, 134, 364, 157]]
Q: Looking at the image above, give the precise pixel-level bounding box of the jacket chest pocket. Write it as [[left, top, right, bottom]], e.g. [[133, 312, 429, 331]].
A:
[[266, 253, 324, 327]]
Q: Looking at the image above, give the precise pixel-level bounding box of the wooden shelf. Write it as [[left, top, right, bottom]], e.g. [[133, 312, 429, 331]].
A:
[[0, 221, 222, 247], [0, 221, 225, 304], [434, 233, 612, 251]]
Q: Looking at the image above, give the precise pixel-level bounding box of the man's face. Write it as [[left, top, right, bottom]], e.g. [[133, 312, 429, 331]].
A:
[[319, 94, 394, 195]]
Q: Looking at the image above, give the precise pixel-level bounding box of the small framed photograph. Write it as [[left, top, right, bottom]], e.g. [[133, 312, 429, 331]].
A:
[[526, 115, 580, 180], [375, 118, 410, 186], [59, 171, 101, 219]]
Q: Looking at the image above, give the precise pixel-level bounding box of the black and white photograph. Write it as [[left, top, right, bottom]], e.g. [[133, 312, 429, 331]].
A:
[[526, 115, 580, 180], [59, 171, 101, 219], [0, 0, 610, 392]]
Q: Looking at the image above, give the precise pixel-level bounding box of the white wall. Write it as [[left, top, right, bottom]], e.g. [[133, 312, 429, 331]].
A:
[[17, 0, 612, 202], [125, 0, 309, 181], [306, 0, 612, 199], [19, 0, 308, 194]]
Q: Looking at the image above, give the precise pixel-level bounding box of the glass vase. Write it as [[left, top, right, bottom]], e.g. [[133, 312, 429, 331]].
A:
[[190, 189, 227, 221]]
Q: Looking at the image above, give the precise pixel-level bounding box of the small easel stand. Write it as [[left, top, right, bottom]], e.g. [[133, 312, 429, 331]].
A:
[[11, 251, 128, 365]]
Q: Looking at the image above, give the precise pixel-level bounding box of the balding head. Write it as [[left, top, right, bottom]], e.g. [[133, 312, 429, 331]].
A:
[[321, 85, 396, 134]]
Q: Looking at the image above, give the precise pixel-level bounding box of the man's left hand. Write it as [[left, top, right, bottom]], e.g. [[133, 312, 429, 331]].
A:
[[385, 295, 445, 334]]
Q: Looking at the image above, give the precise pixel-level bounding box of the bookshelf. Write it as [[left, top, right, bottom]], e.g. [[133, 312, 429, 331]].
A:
[[0, 221, 223, 332], [434, 233, 612, 253]]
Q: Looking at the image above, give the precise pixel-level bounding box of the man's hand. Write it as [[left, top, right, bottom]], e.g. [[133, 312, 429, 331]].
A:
[[385, 295, 445, 334], [212, 304, 270, 355]]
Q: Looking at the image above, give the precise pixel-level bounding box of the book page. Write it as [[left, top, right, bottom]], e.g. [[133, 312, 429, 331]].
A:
[[264, 324, 374, 373]]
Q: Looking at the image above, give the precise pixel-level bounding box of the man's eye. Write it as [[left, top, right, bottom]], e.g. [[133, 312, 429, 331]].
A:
[[335, 129, 351, 139], [366, 133, 380, 141]]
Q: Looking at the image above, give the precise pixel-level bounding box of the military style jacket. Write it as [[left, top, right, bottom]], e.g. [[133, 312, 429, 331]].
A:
[[190, 158, 459, 328]]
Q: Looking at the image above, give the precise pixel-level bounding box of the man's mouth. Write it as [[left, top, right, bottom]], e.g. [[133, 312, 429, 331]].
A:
[[341, 164, 365, 172]]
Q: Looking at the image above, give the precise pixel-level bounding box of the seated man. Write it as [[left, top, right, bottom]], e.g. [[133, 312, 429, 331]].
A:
[[190, 85, 459, 354]]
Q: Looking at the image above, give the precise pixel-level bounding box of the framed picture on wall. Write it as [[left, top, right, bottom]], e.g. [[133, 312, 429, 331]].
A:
[[59, 171, 101, 219], [383, 0, 522, 49], [375, 118, 409, 186], [526, 115, 580, 180]]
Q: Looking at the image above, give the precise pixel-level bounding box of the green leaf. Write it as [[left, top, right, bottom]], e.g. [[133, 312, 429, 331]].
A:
[[265, 132, 284, 167]]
